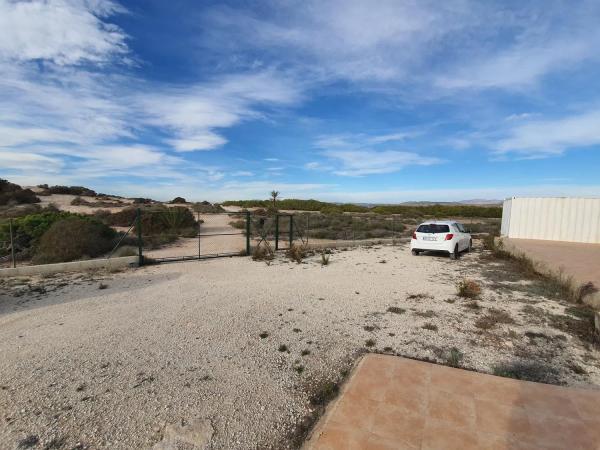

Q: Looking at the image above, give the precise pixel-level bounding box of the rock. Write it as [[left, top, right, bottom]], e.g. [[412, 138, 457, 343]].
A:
[[153, 418, 213, 450]]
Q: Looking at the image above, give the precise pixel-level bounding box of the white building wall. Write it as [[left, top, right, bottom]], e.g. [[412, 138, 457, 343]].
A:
[[501, 197, 600, 243]]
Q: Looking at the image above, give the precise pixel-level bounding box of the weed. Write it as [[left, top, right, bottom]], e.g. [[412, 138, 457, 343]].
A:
[[456, 279, 482, 298], [407, 293, 433, 300], [492, 360, 559, 383], [422, 323, 438, 331], [464, 300, 481, 310], [293, 328, 301, 333], [98, 283, 108, 290], [445, 298, 456, 304], [294, 365, 305, 374], [383, 346, 393, 352], [287, 244, 307, 263], [475, 308, 515, 330], [321, 252, 330, 266], [363, 325, 379, 332], [17, 435, 39, 449], [414, 310, 437, 318], [547, 311, 599, 346], [379, 260, 387, 264], [387, 306, 406, 314], [252, 243, 274, 261], [278, 344, 288, 352], [446, 347, 463, 367], [309, 381, 340, 407], [301, 349, 311, 356], [259, 332, 269, 339], [365, 338, 376, 347]]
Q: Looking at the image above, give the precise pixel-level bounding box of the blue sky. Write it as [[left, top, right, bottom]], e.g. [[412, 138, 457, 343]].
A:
[[1, 0, 600, 202]]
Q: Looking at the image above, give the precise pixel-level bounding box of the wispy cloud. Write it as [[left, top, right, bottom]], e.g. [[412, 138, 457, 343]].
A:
[[0, 0, 128, 65], [496, 109, 600, 157], [323, 150, 442, 176], [311, 132, 442, 176], [0, 0, 304, 183]]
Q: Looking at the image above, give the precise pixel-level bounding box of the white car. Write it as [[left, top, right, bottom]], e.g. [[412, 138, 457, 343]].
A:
[[410, 220, 472, 260]]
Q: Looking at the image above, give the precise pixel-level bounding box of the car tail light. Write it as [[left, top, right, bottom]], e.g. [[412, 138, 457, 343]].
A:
[[445, 233, 454, 240], [412, 232, 417, 240]]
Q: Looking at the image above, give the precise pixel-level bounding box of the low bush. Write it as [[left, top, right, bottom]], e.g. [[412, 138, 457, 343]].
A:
[[456, 279, 482, 298], [170, 197, 187, 204], [252, 243, 274, 261], [32, 217, 116, 264], [287, 243, 307, 263], [40, 185, 97, 196], [0, 179, 40, 206], [0, 210, 74, 253]]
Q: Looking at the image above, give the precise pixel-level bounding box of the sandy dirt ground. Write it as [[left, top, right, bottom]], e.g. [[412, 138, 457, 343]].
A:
[[1, 243, 599, 449]]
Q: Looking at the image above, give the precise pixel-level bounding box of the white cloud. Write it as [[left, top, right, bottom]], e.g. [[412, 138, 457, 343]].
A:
[[496, 110, 600, 157], [314, 132, 418, 150], [0, 150, 64, 173], [231, 171, 254, 177], [0, 0, 127, 66], [137, 71, 302, 152], [436, 37, 598, 90], [323, 150, 442, 176], [205, 0, 477, 83]]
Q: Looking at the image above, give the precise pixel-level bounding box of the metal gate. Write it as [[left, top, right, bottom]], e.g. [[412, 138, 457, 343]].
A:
[[140, 209, 250, 264], [137, 210, 300, 264]]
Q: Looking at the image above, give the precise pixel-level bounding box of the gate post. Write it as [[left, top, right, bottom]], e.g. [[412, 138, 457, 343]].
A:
[[9, 218, 16, 268], [275, 214, 279, 250], [136, 208, 143, 266], [245, 211, 251, 255], [197, 211, 201, 259], [289, 215, 294, 247]]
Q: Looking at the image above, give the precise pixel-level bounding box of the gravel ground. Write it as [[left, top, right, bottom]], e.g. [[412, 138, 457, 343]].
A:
[[1, 242, 599, 449]]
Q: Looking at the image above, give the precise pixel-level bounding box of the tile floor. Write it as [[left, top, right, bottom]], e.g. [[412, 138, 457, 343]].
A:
[[304, 354, 600, 450]]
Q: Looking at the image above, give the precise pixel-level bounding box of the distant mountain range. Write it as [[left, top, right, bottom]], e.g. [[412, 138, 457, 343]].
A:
[[356, 199, 503, 207]]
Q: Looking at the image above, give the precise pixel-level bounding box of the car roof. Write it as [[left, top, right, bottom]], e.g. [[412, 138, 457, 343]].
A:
[[418, 220, 456, 226]]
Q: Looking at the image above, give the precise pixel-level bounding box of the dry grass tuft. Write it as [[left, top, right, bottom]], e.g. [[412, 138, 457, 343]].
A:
[[422, 323, 438, 331], [475, 308, 515, 330], [287, 244, 307, 263], [252, 243, 274, 261], [456, 279, 482, 298]]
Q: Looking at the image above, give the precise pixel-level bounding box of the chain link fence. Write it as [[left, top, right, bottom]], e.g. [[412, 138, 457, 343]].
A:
[[1, 208, 417, 269]]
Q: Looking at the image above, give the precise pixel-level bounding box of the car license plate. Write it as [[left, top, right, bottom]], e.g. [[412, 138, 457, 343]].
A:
[[423, 236, 436, 241]]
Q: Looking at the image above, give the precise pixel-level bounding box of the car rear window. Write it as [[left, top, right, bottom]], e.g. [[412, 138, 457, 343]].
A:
[[417, 224, 450, 233]]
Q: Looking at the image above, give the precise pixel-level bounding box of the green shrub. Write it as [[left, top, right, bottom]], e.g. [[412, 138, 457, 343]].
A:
[[40, 185, 97, 196], [0, 179, 40, 205], [32, 217, 116, 264], [0, 210, 74, 251]]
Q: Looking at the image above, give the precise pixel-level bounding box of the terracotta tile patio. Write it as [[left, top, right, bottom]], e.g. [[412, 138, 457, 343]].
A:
[[304, 354, 600, 450]]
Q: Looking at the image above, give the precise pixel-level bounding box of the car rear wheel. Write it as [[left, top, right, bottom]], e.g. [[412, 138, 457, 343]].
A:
[[450, 244, 459, 260], [467, 239, 472, 252], [411, 249, 420, 256]]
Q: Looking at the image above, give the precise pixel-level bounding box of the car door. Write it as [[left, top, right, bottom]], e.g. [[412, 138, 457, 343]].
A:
[[453, 223, 466, 250], [455, 223, 468, 250]]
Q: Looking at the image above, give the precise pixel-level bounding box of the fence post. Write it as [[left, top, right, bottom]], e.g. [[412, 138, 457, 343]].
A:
[[289, 215, 294, 247], [306, 214, 310, 246], [136, 208, 143, 266], [9, 218, 16, 268], [245, 211, 251, 255], [275, 214, 279, 250], [197, 211, 201, 259]]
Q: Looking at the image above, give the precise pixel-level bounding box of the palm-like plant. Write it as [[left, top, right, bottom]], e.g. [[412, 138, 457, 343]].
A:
[[270, 190, 279, 207]]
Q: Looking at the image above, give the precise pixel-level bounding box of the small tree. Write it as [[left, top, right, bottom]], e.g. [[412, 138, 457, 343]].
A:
[[270, 190, 279, 208]]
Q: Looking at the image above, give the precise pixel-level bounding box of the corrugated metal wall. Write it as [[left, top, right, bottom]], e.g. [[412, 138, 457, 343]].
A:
[[501, 197, 600, 243]]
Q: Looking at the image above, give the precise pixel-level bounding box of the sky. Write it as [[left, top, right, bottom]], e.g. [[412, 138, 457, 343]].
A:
[[1, 0, 600, 203]]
